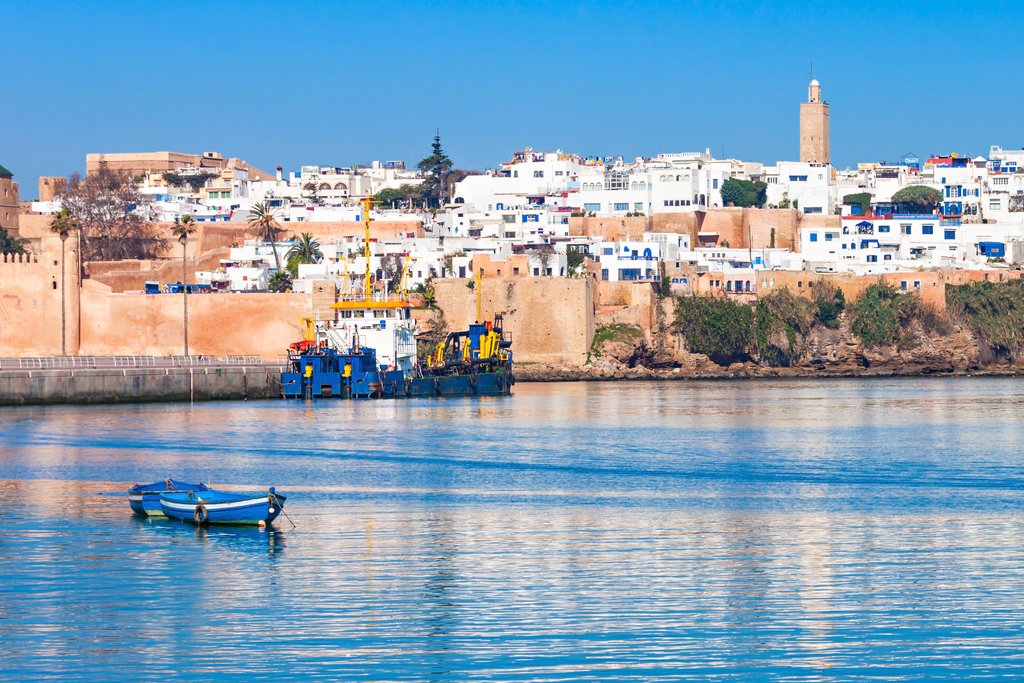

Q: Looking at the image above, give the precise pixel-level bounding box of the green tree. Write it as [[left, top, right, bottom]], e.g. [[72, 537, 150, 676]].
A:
[[49, 209, 78, 356], [285, 232, 322, 275], [850, 283, 917, 347], [162, 171, 218, 193], [891, 186, 942, 213], [754, 288, 815, 366], [247, 202, 283, 271], [0, 227, 29, 256], [373, 184, 424, 209], [843, 192, 873, 215], [268, 270, 293, 293], [417, 132, 454, 208], [566, 246, 585, 277], [673, 295, 753, 365], [720, 178, 767, 208], [811, 279, 846, 328], [171, 216, 197, 356]]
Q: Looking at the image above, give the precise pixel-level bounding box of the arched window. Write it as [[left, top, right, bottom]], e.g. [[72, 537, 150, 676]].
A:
[[638, 181, 646, 190], [318, 183, 331, 190], [333, 182, 348, 191]]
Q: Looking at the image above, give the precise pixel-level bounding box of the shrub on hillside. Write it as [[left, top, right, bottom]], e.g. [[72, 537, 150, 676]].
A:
[[849, 283, 921, 347], [947, 280, 1024, 359], [673, 296, 753, 365], [754, 288, 816, 366], [812, 280, 846, 328]]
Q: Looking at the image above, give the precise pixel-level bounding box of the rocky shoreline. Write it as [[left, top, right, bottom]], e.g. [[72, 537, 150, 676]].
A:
[[514, 362, 1024, 382], [514, 322, 1024, 382]]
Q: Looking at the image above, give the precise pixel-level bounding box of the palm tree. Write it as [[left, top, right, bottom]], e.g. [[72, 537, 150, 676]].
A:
[[49, 209, 78, 356], [285, 232, 323, 275], [172, 215, 197, 356], [268, 270, 293, 293], [247, 202, 283, 271]]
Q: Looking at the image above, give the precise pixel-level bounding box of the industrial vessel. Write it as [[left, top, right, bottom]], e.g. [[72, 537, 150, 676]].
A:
[[281, 200, 513, 399]]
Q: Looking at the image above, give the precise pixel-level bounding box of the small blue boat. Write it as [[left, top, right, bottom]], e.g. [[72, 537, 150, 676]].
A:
[[159, 487, 286, 526], [128, 479, 208, 516]]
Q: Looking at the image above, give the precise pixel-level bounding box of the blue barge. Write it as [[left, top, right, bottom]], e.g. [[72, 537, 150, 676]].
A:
[[281, 315, 513, 399]]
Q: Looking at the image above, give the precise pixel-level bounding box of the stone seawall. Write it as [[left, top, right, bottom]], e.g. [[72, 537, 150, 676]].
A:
[[0, 365, 284, 406]]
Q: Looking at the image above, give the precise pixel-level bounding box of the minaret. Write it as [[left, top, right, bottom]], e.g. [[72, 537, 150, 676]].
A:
[[799, 78, 830, 164]]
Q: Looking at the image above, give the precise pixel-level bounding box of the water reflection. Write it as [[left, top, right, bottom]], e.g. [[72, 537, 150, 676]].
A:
[[1, 379, 1024, 680], [130, 515, 286, 558]]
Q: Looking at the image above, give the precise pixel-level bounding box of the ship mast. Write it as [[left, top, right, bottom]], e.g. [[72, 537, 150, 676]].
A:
[[362, 195, 372, 301]]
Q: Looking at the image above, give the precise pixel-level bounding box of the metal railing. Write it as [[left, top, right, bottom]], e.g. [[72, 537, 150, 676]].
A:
[[0, 355, 270, 371]]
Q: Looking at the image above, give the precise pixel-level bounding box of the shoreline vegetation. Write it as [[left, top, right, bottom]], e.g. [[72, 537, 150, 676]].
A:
[[518, 279, 1024, 382]]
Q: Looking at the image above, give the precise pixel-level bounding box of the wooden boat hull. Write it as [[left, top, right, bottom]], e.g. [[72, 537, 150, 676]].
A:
[[159, 489, 286, 526]]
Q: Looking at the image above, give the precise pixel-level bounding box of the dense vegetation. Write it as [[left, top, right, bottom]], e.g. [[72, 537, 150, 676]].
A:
[[673, 296, 753, 364], [753, 288, 815, 366], [0, 227, 29, 256], [720, 178, 767, 208], [670, 280, 957, 366], [812, 280, 846, 328], [842, 192, 872, 215], [947, 280, 1024, 359], [891, 186, 942, 213]]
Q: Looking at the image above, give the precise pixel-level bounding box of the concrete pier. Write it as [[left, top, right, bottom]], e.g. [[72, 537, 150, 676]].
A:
[[0, 365, 284, 406]]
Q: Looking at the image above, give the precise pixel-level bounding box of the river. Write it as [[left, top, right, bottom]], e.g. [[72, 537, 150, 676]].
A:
[[1, 378, 1022, 681]]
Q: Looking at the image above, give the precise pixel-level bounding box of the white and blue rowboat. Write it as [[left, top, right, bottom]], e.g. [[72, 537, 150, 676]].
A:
[[128, 479, 208, 516], [159, 487, 286, 526]]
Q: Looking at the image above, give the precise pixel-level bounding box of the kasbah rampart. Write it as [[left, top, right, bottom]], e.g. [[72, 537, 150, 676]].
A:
[[3, 201, 1015, 381], [5, 75, 1024, 385]]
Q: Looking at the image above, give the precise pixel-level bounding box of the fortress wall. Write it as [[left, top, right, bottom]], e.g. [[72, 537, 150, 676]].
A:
[[432, 277, 594, 365]]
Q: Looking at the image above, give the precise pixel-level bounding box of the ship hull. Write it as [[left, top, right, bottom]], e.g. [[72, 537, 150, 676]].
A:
[[282, 368, 513, 399]]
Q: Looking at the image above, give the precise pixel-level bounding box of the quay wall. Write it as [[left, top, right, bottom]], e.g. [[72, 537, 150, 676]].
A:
[[0, 365, 284, 406]]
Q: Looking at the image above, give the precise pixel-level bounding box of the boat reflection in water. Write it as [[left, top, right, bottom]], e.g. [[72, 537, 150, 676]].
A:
[[130, 514, 286, 558]]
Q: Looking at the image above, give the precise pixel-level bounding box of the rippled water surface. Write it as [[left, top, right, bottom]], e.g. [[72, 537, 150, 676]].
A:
[[2, 378, 1024, 681]]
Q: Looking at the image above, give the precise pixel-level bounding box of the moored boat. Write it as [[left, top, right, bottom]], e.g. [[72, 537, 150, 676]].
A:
[[159, 487, 286, 526], [128, 479, 208, 516]]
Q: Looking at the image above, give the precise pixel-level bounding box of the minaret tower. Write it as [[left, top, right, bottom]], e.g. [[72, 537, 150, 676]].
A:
[[799, 78, 830, 163]]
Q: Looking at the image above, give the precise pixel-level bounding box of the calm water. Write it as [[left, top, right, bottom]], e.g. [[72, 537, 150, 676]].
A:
[[2, 379, 1024, 681]]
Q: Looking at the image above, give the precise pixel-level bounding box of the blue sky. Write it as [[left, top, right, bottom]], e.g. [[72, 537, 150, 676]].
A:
[[4, 1, 1023, 195]]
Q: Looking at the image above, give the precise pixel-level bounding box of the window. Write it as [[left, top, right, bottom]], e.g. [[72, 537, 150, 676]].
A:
[[604, 172, 630, 191], [804, 207, 822, 214], [990, 199, 1002, 210], [922, 225, 934, 235], [788, 175, 808, 182], [584, 203, 600, 212], [884, 254, 892, 260], [533, 170, 544, 178], [902, 224, 912, 235], [825, 233, 835, 241], [713, 179, 719, 189], [866, 255, 878, 263], [878, 225, 890, 233], [634, 202, 643, 211], [944, 230, 956, 240], [901, 281, 908, 290], [613, 202, 629, 211], [810, 233, 818, 242]]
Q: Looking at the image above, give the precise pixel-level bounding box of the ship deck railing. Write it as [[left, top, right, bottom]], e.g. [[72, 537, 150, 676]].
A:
[[0, 355, 272, 371]]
